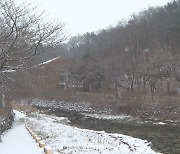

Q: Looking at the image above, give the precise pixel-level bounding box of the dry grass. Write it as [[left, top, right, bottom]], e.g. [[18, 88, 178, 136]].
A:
[[22, 87, 180, 120], [0, 106, 12, 117], [11, 103, 38, 113]]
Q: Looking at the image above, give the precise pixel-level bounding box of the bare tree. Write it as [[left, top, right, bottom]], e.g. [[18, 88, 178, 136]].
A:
[[0, 0, 65, 94]]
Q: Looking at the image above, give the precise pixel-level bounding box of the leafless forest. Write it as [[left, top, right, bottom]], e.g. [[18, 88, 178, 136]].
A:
[[1, 0, 180, 119]]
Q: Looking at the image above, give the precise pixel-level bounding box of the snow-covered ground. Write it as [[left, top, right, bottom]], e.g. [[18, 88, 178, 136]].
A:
[[30, 99, 112, 114], [0, 111, 44, 154], [83, 113, 132, 120], [26, 112, 159, 154], [31, 99, 96, 113]]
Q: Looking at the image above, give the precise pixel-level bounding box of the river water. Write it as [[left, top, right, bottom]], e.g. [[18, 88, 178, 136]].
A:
[[44, 108, 180, 154]]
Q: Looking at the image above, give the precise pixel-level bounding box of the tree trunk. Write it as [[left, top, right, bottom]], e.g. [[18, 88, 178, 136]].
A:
[[0, 116, 2, 142]]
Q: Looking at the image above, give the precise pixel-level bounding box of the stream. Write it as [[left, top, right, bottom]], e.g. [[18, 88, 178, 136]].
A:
[[43, 108, 180, 154]]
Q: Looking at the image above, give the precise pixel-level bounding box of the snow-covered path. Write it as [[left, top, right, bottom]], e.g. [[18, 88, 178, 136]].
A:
[[0, 111, 43, 154]]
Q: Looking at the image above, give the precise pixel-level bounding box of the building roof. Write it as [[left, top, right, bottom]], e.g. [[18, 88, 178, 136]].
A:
[[35, 56, 69, 68]]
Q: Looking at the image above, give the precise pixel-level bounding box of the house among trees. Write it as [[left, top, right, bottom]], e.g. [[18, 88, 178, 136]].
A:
[[31, 56, 70, 93], [7, 56, 72, 98]]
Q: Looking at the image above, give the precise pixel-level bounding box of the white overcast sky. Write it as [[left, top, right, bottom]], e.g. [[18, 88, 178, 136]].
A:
[[15, 0, 172, 37]]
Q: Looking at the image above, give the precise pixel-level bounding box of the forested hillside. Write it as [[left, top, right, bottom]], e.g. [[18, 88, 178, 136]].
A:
[[8, 0, 180, 119], [59, 0, 180, 119]]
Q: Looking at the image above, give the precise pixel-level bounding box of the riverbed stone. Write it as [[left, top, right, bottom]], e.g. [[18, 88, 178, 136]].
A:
[[172, 148, 180, 154], [161, 148, 171, 153], [174, 143, 180, 148]]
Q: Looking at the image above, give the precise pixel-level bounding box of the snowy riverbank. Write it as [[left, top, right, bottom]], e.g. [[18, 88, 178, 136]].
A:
[[26, 112, 159, 154]]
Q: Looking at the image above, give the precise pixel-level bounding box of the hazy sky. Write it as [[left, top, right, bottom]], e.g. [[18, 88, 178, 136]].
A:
[[15, 0, 172, 37]]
